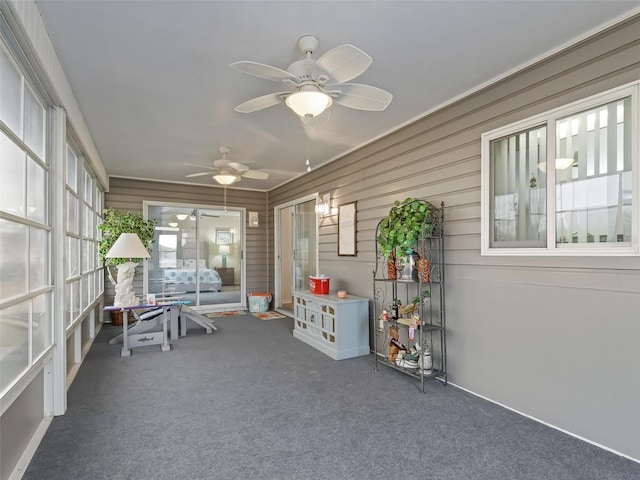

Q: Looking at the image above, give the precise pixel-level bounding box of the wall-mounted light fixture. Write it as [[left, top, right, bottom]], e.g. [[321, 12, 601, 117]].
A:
[[315, 193, 330, 216], [176, 214, 188, 221]]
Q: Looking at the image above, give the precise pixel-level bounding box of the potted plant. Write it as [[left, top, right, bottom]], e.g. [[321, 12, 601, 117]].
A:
[[376, 197, 431, 280], [98, 208, 157, 269], [98, 209, 156, 321]]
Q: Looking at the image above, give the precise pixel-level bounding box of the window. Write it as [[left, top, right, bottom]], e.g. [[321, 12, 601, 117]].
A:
[[0, 41, 52, 394], [481, 83, 638, 255], [64, 143, 103, 326]]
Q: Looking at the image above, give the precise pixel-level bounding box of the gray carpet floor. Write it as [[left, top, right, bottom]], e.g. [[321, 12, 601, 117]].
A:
[[23, 314, 640, 480]]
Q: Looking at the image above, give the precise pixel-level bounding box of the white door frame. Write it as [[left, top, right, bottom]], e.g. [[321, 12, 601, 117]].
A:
[[273, 193, 319, 311]]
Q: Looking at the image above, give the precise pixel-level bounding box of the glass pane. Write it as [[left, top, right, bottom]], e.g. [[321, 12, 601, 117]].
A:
[[97, 268, 104, 296], [555, 97, 632, 245], [64, 283, 71, 327], [82, 239, 94, 273], [29, 227, 48, 290], [66, 145, 77, 190], [24, 85, 45, 159], [27, 155, 47, 224], [147, 205, 242, 308], [0, 219, 28, 300], [84, 170, 93, 207], [0, 301, 30, 393], [32, 293, 52, 360], [0, 131, 26, 217], [490, 125, 547, 247], [295, 200, 317, 290], [0, 46, 23, 138], [71, 280, 80, 324], [83, 202, 94, 238], [67, 191, 79, 234], [81, 276, 89, 311], [67, 236, 80, 278]]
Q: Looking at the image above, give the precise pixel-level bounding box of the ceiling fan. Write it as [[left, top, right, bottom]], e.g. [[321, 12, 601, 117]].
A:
[[230, 35, 393, 119], [185, 147, 269, 185], [190, 209, 219, 219]]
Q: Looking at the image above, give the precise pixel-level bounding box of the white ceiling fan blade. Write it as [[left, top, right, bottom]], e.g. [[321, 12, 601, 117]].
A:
[[234, 92, 288, 113], [332, 83, 393, 111], [213, 159, 249, 172], [241, 170, 269, 180], [226, 161, 250, 172], [184, 163, 214, 170], [185, 171, 214, 178], [230, 61, 299, 83], [314, 44, 372, 83]]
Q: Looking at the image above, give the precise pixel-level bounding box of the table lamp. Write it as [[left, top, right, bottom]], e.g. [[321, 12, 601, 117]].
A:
[[105, 233, 151, 306], [219, 244, 230, 268]]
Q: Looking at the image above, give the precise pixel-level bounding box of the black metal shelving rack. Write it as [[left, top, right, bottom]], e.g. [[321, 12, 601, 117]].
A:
[[373, 201, 446, 393]]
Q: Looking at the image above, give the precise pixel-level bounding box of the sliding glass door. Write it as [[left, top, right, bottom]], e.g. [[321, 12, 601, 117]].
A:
[[146, 202, 244, 310], [275, 195, 318, 311]]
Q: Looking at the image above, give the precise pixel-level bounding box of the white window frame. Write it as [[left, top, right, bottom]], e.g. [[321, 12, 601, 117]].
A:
[[481, 81, 639, 256]]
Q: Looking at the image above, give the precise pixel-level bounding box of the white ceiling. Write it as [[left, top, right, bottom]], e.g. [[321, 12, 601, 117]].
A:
[[35, 1, 639, 191]]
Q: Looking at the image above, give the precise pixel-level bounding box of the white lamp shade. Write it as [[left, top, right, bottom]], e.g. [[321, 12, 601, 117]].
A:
[[286, 87, 332, 118], [219, 245, 230, 254], [214, 173, 240, 185], [105, 233, 151, 259]]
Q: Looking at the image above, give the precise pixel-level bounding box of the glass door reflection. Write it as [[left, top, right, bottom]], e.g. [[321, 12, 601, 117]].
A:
[[147, 204, 243, 310]]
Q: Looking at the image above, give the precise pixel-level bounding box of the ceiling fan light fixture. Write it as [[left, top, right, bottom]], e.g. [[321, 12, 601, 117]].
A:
[[537, 158, 575, 172], [286, 86, 332, 118], [214, 173, 240, 185]]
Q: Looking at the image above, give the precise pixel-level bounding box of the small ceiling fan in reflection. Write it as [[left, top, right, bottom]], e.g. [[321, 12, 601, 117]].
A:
[[185, 146, 269, 185], [189, 209, 220, 220]]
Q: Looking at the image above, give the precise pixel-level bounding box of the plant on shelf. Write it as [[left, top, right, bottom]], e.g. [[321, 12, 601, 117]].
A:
[[376, 197, 431, 279]]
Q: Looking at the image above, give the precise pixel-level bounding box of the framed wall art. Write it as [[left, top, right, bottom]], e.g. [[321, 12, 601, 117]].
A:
[[338, 202, 357, 256], [216, 229, 232, 245]]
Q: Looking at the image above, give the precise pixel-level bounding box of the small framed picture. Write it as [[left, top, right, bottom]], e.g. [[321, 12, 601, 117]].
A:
[[146, 293, 156, 306], [338, 202, 357, 256], [216, 229, 232, 244]]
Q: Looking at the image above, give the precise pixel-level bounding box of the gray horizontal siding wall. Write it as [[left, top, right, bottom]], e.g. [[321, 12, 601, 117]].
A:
[[104, 178, 270, 303], [269, 15, 640, 460]]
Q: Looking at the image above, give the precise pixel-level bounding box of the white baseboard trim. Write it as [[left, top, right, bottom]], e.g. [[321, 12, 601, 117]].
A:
[[450, 381, 640, 465], [8, 415, 53, 480]]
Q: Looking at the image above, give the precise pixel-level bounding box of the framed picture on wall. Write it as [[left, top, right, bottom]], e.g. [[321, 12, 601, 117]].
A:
[[338, 202, 357, 256], [216, 229, 232, 244]]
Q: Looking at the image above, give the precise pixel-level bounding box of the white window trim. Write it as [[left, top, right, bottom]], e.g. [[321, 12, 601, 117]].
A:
[[481, 81, 639, 256]]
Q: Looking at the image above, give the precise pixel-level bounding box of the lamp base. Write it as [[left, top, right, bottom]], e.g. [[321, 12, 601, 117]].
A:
[[113, 261, 139, 307]]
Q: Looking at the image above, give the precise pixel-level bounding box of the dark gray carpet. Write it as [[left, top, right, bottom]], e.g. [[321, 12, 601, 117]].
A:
[[23, 315, 640, 480]]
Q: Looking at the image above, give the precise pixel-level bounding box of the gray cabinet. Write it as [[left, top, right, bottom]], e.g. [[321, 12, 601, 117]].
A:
[[293, 291, 369, 360], [373, 201, 446, 392]]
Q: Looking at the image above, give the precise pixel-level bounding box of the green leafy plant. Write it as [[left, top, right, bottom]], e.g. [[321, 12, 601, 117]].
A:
[[376, 197, 431, 260], [98, 209, 157, 267]]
